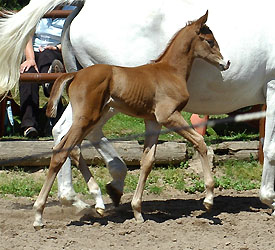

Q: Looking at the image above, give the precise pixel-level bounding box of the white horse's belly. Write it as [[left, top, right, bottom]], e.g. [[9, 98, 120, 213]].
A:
[[184, 60, 267, 114], [184, 84, 266, 115]]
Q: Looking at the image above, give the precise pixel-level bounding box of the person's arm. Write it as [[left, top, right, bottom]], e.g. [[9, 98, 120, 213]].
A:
[[20, 38, 39, 73]]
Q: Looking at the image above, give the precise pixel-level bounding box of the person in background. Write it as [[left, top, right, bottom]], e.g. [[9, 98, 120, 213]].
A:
[[19, 5, 75, 138]]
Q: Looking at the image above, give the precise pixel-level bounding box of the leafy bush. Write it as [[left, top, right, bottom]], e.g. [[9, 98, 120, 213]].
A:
[[0, 0, 29, 10]]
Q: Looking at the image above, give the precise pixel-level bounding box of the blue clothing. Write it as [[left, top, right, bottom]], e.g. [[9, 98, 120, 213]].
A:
[[33, 18, 64, 51], [33, 6, 75, 52]]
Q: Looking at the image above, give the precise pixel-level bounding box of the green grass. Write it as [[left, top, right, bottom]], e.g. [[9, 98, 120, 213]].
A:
[[102, 112, 193, 141], [101, 112, 258, 142], [0, 159, 263, 198], [214, 159, 262, 191], [0, 167, 57, 197]]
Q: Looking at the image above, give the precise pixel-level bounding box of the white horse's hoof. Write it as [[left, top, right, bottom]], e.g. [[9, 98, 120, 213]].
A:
[[59, 196, 91, 209], [73, 199, 92, 214], [106, 183, 122, 207], [259, 189, 275, 211]]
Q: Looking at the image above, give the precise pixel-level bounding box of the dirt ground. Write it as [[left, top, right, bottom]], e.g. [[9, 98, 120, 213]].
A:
[[0, 189, 274, 250]]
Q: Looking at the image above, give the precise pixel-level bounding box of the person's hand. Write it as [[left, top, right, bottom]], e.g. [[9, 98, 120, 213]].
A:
[[20, 59, 39, 73], [39, 45, 60, 52]]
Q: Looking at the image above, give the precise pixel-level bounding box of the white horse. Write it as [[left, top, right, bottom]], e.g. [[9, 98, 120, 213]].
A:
[[1, 0, 275, 216]]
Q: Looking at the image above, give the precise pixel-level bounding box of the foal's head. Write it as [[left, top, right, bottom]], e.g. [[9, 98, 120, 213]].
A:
[[190, 11, 230, 71], [155, 11, 230, 71]]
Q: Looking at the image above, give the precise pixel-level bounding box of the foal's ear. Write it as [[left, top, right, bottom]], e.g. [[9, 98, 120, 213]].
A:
[[195, 10, 208, 33]]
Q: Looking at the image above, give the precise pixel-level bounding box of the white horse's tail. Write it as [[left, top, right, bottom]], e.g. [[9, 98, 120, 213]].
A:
[[46, 72, 76, 118], [0, 0, 82, 96]]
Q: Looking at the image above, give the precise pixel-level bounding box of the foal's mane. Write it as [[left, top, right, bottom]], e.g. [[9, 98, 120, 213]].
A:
[[152, 27, 184, 63], [152, 20, 211, 63]]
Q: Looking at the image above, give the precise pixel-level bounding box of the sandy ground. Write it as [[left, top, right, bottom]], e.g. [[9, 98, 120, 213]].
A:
[[0, 189, 274, 250]]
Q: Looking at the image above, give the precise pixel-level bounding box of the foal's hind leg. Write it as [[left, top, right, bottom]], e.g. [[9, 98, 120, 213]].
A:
[[33, 132, 76, 229], [33, 114, 99, 229], [131, 120, 162, 223], [161, 111, 214, 211], [52, 104, 91, 211]]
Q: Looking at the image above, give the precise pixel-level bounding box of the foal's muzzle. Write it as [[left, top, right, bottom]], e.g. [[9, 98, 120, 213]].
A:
[[219, 60, 231, 71]]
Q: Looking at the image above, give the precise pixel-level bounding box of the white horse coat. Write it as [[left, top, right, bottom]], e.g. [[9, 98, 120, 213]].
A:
[[0, 0, 275, 214]]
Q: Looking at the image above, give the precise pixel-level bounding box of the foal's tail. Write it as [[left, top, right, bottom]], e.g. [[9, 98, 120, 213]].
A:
[[46, 72, 76, 118], [0, 0, 82, 96]]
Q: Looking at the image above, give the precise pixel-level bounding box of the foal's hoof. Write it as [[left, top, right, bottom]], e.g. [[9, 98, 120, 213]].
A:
[[203, 200, 213, 212], [106, 183, 122, 207], [134, 214, 145, 224], [33, 222, 44, 231], [96, 207, 105, 217]]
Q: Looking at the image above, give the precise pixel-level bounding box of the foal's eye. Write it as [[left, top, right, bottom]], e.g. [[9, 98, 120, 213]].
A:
[[206, 40, 215, 48]]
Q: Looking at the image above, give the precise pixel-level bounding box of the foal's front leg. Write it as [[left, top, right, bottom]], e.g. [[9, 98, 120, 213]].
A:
[[131, 120, 162, 222], [162, 111, 214, 211], [70, 146, 105, 216]]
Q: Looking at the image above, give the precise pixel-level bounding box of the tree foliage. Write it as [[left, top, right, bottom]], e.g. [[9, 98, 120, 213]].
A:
[[0, 0, 29, 10]]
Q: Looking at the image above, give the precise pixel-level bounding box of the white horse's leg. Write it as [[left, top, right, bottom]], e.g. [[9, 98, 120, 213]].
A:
[[259, 81, 275, 215], [86, 108, 128, 206], [70, 146, 105, 215], [52, 104, 91, 210]]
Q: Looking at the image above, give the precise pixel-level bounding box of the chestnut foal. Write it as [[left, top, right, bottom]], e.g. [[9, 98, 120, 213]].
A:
[[33, 11, 229, 229]]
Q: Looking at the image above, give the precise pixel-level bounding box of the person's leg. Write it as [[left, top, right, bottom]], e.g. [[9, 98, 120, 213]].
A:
[[37, 49, 62, 74], [37, 50, 65, 134], [19, 66, 39, 138]]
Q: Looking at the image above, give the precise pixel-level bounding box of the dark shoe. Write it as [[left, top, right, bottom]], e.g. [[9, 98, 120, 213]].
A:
[[24, 127, 38, 138], [43, 82, 52, 98], [43, 59, 65, 97]]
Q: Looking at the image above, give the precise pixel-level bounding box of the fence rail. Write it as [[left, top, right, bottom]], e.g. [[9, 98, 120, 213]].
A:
[[0, 9, 72, 18], [20, 73, 64, 83]]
